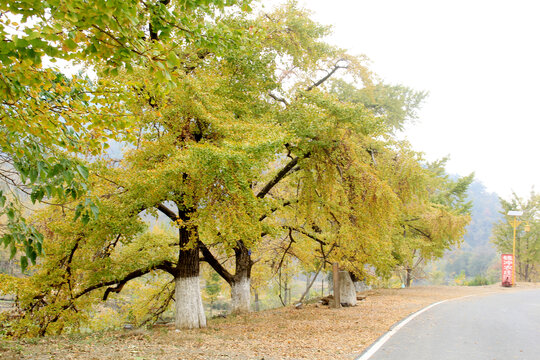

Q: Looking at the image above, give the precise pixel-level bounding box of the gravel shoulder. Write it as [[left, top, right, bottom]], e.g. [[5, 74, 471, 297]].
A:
[[1, 283, 539, 360]]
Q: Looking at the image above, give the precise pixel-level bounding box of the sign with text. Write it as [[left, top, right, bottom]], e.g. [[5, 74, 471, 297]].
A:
[[501, 254, 513, 287]]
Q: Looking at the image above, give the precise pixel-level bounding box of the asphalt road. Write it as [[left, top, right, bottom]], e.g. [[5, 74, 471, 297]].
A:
[[360, 289, 540, 360]]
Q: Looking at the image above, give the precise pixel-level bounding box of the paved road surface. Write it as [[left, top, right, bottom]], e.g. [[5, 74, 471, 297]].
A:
[[362, 289, 540, 360]]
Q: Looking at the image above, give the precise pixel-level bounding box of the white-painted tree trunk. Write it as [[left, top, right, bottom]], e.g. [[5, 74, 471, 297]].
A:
[[231, 277, 251, 314], [339, 271, 357, 306], [175, 276, 206, 329]]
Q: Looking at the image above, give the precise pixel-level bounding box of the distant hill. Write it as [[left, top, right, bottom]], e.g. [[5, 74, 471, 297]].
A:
[[432, 180, 502, 281], [462, 181, 502, 249]]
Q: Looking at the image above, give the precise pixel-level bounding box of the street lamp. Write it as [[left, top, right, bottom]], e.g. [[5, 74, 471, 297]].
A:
[[507, 210, 523, 286]]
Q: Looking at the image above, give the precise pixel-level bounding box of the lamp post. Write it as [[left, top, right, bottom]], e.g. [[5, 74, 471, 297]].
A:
[[507, 210, 523, 286]]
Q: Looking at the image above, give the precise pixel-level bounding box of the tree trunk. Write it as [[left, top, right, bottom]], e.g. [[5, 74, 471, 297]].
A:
[[231, 275, 251, 314], [298, 263, 324, 304], [332, 263, 341, 308], [254, 289, 260, 312], [199, 239, 253, 314], [339, 271, 357, 306], [287, 281, 292, 305], [174, 226, 206, 329], [305, 273, 312, 295], [283, 277, 289, 305], [175, 274, 206, 329], [405, 268, 412, 288], [230, 242, 253, 314], [349, 271, 370, 292]]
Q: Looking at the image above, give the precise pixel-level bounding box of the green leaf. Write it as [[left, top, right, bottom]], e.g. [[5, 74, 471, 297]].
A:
[[90, 203, 99, 219], [30, 189, 44, 204], [74, 203, 84, 221], [36, 241, 43, 255], [76, 164, 89, 179], [3, 234, 13, 248], [10, 243, 16, 259], [20, 256, 28, 272], [37, 161, 45, 177], [29, 167, 38, 183], [28, 248, 37, 264], [6, 208, 15, 220], [81, 212, 90, 225]]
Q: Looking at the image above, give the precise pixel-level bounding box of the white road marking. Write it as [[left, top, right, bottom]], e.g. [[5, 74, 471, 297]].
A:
[[355, 292, 500, 360], [355, 300, 448, 360]]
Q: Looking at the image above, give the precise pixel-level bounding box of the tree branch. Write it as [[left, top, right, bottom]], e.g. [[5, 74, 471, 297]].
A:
[[156, 203, 177, 221], [140, 281, 175, 326], [257, 156, 300, 199], [258, 199, 295, 222], [199, 241, 234, 284], [367, 149, 377, 167], [91, 24, 144, 56], [75, 261, 176, 300], [268, 91, 289, 106], [413, 255, 424, 269], [297, 260, 324, 304], [406, 224, 432, 240], [274, 228, 296, 275], [305, 60, 348, 92], [287, 226, 329, 246]]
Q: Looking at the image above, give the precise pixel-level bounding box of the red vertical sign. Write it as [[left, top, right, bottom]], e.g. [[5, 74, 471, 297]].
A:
[[501, 254, 513, 287]]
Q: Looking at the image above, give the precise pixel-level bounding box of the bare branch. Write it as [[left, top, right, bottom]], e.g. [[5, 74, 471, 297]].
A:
[[274, 228, 296, 276], [297, 261, 324, 304], [306, 60, 348, 92], [268, 91, 289, 106]]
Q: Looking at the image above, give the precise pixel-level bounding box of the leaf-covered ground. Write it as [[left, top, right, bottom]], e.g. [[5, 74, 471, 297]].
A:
[[2, 284, 538, 360]]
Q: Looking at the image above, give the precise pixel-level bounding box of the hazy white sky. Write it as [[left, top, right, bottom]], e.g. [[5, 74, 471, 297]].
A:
[[266, 0, 539, 199]]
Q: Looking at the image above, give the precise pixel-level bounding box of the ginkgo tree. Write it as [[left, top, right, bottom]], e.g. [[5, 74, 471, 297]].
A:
[[266, 88, 471, 295], [2, 0, 287, 332], [268, 78, 429, 296], [0, 0, 252, 267], [197, 3, 393, 313], [389, 158, 473, 287], [317, 77, 471, 288]]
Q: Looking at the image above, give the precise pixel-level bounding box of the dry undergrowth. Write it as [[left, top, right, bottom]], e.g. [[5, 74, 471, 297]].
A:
[[2, 283, 539, 360]]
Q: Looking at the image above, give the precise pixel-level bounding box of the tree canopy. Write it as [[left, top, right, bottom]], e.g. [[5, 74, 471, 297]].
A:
[[0, 0, 253, 268], [491, 190, 539, 282], [0, 0, 472, 336]]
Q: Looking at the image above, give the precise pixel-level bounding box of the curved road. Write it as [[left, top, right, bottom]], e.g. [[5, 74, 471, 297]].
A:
[[359, 289, 540, 360]]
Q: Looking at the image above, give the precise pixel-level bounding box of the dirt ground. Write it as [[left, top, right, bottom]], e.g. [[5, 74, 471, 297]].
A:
[[1, 283, 539, 360]]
